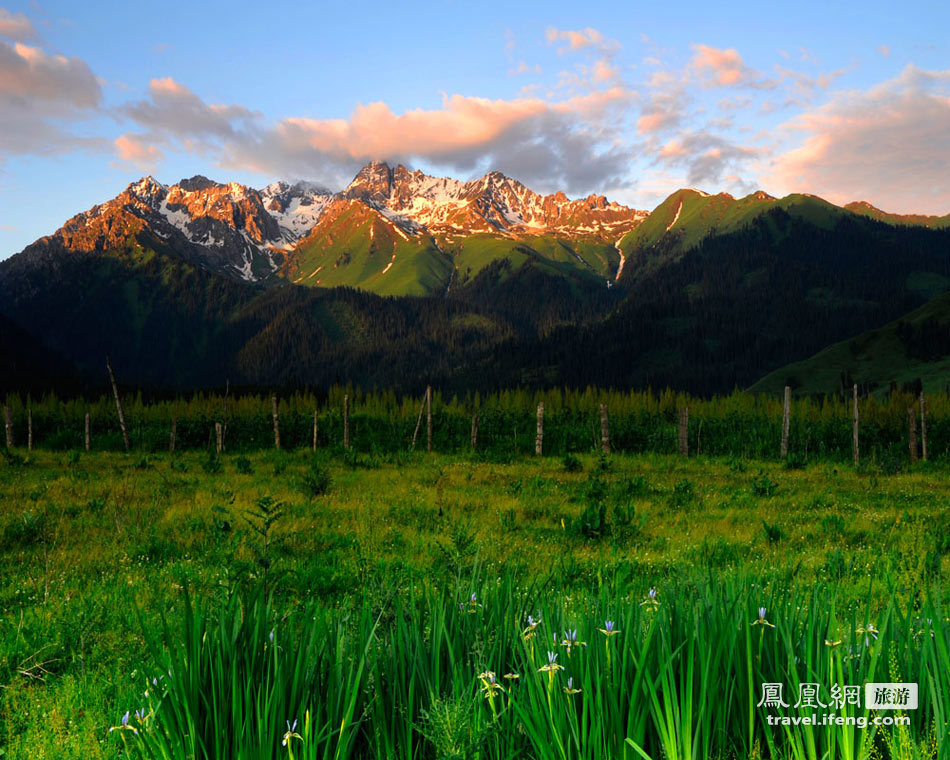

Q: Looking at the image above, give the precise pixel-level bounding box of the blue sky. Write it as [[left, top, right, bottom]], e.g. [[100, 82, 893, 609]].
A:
[[1, 0, 948, 258]]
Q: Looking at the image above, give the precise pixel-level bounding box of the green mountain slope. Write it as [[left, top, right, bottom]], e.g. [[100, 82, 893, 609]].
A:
[[285, 201, 454, 296], [844, 201, 950, 229], [751, 290, 950, 396], [617, 189, 846, 278], [486, 207, 950, 394]]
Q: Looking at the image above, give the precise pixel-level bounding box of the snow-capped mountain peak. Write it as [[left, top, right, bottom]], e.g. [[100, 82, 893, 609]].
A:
[[31, 163, 648, 285]]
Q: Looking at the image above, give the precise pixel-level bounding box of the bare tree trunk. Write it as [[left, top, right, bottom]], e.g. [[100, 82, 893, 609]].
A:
[[600, 403, 610, 454], [215, 422, 223, 454], [852, 384, 859, 467], [106, 356, 130, 451], [343, 395, 350, 450], [411, 394, 425, 451], [535, 402, 544, 455], [780, 386, 791, 459], [271, 395, 280, 450], [85, 412, 91, 452], [27, 408, 33, 451], [426, 385, 433, 454], [169, 416, 177, 453], [3, 406, 11, 448], [920, 391, 928, 462], [313, 410, 318, 452], [471, 411, 478, 450], [908, 407, 918, 464], [678, 407, 689, 456]]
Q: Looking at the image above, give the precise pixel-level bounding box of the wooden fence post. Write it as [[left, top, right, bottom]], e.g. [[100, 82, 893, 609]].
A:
[[343, 395, 350, 450], [426, 385, 432, 454], [169, 416, 177, 453], [411, 393, 425, 451], [271, 395, 280, 450], [678, 407, 689, 456], [780, 386, 791, 459], [215, 422, 223, 453], [908, 407, 918, 464], [920, 391, 928, 462], [313, 410, 318, 452], [106, 356, 130, 451], [4, 405, 13, 448], [85, 412, 91, 452], [535, 402, 544, 455], [852, 384, 859, 466], [471, 411, 478, 450], [27, 408, 33, 451], [600, 403, 610, 454]]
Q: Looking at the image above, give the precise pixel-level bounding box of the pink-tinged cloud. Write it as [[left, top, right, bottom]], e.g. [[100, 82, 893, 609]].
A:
[[545, 26, 609, 53], [654, 129, 760, 186], [591, 59, 618, 83], [638, 110, 679, 134], [115, 133, 164, 169], [658, 140, 686, 157], [124, 80, 636, 194], [0, 41, 101, 105], [0, 39, 105, 162], [764, 65, 950, 215], [878, 44, 891, 57], [0, 8, 35, 41], [272, 89, 630, 162], [691, 44, 745, 85], [123, 77, 258, 137]]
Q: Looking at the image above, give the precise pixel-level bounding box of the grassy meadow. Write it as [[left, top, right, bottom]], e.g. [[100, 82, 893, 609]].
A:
[[0, 443, 947, 758]]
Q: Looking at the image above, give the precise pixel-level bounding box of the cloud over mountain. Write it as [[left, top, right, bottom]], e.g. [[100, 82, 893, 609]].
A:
[[765, 65, 950, 214], [120, 81, 636, 194]]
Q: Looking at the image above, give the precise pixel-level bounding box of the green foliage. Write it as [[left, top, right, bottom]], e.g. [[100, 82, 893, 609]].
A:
[[751, 472, 779, 497], [234, 455, 253, 474], [299, 461, 332, 498], [418, 696, 485, 760], [113, 573, 950, 760], [0, 510, 50, 550], [201, 448, 222, 475], [0, 449, 947, 758], [561, 452, 582, 473], [668, 478, 697, 510], [761, 519, 786, 544], [243, 495, 285, 591]]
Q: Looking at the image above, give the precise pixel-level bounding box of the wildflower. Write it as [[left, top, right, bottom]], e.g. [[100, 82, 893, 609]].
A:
[[598, 620, 620, 637], [478, 670, 504, 719], [503, 672, 520, 680], [108, 710, 139, 735], [640, 588, 660, 609], [600, 620, 620, 667], [538, 651, 564, 673], [465, 593, 482, 613], [563, 676, 582, 695], [478, 670, 503, 698], [856, 623, 878, 646], [522, 614, 541, 640], [282, 719, 303, 746], [824, 638, 841, 648], [561, 628, 587, 655], [751, 607, 775, 628]]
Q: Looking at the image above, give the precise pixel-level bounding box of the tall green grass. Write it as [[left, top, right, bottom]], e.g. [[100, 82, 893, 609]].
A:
[[4, 386, 947, 463], [111, 575, 949, 759]]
